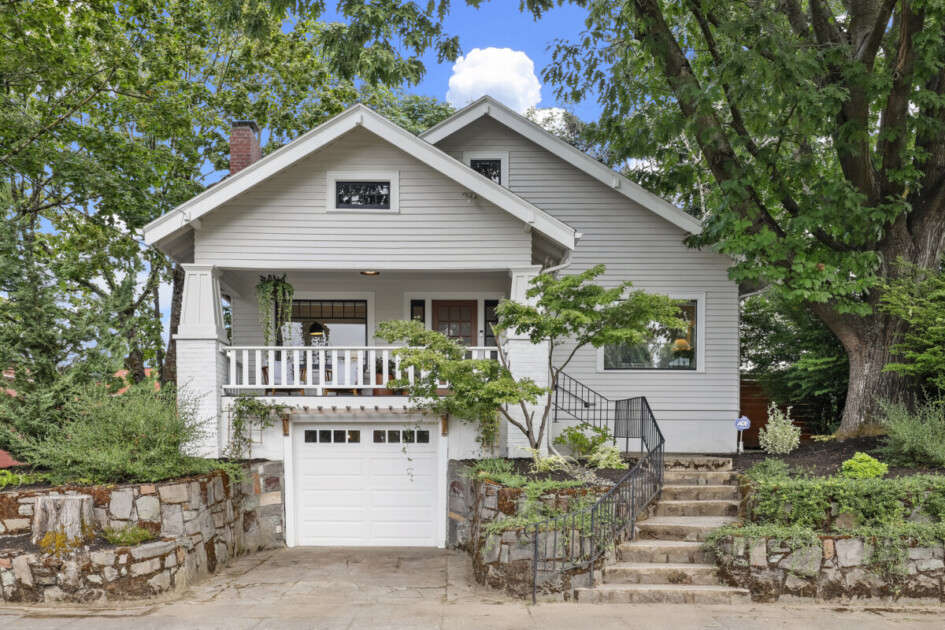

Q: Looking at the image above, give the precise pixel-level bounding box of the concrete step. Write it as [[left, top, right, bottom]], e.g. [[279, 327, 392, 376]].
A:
[[662, 470, 739, 486], [619, 540, 715, 564], [653, 500, 739, 517], [635, 516, 736, 542], [628, 455, 733, 472], [604, 563, 720, 585], [574, 583, 751, 604], [660, 484, 739, 501]]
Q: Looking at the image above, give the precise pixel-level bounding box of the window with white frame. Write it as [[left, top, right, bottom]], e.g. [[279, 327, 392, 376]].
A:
[[463, 151, 509, 187], [602, 300, 699, 371], [327, 171, 399, 212]]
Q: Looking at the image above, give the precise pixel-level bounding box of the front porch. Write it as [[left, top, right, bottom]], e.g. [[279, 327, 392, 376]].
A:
[[175, 265, 549, 458]]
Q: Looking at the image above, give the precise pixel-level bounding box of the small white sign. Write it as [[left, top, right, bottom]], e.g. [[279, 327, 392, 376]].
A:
[[735, 416, 751, 431]]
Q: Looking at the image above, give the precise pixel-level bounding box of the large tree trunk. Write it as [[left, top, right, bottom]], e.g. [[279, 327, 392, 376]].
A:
[[32, 495, 96, 547], [160, 263, 185, 387], [835, 312, 914, 436]]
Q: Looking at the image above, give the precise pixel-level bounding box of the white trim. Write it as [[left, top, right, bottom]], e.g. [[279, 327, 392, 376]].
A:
[[462, 151, 509, 188], [436, 430, 448, 548], [142, 104, 576, 251], [283, 422, 296, 547], [595, 292, 707, 374], [423, 96, 703, 236], [402, 292, 506, 346], [326, 171, 400, 214]]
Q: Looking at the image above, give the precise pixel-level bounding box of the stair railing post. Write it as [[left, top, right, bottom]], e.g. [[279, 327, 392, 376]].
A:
[[588, 506, 596, 588]]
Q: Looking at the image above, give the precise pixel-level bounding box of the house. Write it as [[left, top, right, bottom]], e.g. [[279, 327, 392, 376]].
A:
[[141, 96, 738, 548]]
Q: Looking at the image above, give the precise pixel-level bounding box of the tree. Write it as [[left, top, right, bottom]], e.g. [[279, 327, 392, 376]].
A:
[[378, 265, 682, 450], [879, 259, 945, 394], [741, 292, 849, 433], [544, 0, 945, 435], [1, 0, 455, 387]]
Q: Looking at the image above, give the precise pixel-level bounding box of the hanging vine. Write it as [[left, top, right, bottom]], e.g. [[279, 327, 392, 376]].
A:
[[255, 274, 294, 346]]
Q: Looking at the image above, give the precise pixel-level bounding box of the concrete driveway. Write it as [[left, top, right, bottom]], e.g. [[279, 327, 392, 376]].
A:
[[0, 547, 942, 629]]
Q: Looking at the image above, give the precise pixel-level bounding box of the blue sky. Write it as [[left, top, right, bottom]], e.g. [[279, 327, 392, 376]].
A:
[[321, 2, 601, 120]]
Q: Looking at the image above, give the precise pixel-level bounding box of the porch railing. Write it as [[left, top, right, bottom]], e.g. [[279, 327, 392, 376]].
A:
[[222, 345, 499, 395]]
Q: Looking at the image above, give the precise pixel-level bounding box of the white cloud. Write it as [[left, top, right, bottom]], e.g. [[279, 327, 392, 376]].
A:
[[446, 47, 541, 113]]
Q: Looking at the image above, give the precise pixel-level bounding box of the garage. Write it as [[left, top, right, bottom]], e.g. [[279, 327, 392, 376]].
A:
[[293, 423, 440, 546]]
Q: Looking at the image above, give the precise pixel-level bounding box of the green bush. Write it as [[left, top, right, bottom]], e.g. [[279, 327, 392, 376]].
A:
[[744, 475, 945, 530], [586, 445, 628, 470], [745, 458, 791, 483], [839, 453, 888, 479], [0, 469, 48, 489], [553, 423, 612, 457], [758, 403, 801, 455], [21, 383, 234, 484], [102, 525, 154, 546], [880, 398, 945, 468]]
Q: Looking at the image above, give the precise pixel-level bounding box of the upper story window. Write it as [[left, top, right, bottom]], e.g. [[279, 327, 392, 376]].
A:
[[327, 171, 399, 213], [463, 151, 509, 188], [336, 181, 390, 209], [470, 159, 502, 185]]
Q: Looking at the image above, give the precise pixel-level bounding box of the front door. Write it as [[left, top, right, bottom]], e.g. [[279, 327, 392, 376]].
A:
[[432, 300, 477, 346]]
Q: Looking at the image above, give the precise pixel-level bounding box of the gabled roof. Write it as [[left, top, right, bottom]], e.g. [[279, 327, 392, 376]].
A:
[[142, 104, 578, 251], [421, 96, 703, 236]]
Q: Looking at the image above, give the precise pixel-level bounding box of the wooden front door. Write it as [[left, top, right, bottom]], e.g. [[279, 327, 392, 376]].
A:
[[432, 300, 478, 346]]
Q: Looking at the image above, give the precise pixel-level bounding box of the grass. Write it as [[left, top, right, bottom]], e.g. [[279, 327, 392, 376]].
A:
[[102, 525, 155, 546]]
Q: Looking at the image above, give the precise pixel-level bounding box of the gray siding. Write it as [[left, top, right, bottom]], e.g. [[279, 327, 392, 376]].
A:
[[194, 127, 532, 270], [436, 118, 739, 452]]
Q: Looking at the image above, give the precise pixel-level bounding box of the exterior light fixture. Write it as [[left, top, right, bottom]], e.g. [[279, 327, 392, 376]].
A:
[[309, 322, 325, 337], [360, 271, 380, 276]]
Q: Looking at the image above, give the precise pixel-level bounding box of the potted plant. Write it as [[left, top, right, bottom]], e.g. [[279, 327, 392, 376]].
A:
[[374, 357, 398, 396], [255, 274, 294, 347]]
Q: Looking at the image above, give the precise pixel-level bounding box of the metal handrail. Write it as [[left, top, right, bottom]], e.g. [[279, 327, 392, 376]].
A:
[[528, 376, 664, 603]]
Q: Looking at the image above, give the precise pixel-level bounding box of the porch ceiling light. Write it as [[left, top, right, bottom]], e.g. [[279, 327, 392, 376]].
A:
[[309, 322, 325, 337], [360, 270, 380, 276]]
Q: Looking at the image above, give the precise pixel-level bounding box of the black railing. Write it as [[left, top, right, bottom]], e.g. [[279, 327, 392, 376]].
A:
[[528, 375, 664, 603]]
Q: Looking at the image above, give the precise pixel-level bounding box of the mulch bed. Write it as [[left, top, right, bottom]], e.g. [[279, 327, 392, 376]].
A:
[[713, 436, 945, 478]]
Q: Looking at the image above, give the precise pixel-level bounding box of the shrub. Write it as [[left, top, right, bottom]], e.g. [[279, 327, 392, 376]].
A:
[[746, 458, 791, 483], [586, 445, 628, 470], [102, 525, 154, 546], [0, 469, 47, 489], [839, 453, 888, 479], [553, 423, 612, 457], [524, 448, 575, 474], [21, 382, 234, 484], [880, 398, 945, 468], [758, 403, 801, 455]]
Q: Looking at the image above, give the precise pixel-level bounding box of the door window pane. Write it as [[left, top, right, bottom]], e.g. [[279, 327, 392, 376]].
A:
[[319, 429, 332, 443], [417, 430, 430, 444], [373, 430, 386, 443]]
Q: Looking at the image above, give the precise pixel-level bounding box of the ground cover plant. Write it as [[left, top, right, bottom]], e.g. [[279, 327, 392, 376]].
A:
[[881, 398, 945, 468], [102, 525, 155, 546], [707, 457, 945, 579]]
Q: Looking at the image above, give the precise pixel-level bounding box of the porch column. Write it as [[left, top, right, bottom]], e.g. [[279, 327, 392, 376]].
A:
[[504, 265, 550, 457], [175, 264, 229, 458]]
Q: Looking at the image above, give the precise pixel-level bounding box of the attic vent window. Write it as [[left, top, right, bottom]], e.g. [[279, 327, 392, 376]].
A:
[[470, 159, 502, 185], [336, 181, 391, 209], [327, 171, 400, 213]]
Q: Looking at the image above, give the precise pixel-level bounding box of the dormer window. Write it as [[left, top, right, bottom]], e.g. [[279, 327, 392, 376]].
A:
[[470, 159, 502, 185], [327, 171, 399, 213], [464, 151, 509, 188]]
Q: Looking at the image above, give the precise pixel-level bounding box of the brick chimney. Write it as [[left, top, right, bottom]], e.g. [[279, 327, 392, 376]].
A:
[[229, 120, 261, 175]]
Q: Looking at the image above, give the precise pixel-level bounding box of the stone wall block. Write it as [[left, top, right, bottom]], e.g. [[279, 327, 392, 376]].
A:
[[835, 539, 865, 567], [162, 504, 185, 537], [135, 496, 160, 521], [131, 540, 176, 561], [158, 484, 189, 504], [109, 489, 134, 520], [749, 539, 767, 568]]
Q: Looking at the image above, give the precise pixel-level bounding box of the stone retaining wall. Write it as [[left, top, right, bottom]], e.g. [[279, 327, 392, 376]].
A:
[[446, 463, 608, 600], [714, 535, 945, 603], [0, 461, 285, 603]]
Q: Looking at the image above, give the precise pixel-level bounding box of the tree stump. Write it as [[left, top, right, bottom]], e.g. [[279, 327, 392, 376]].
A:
[[31, 495, 96, 550]]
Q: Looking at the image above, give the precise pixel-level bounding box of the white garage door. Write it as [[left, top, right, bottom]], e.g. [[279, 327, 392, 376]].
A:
[[294, 424, 439, 546]]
